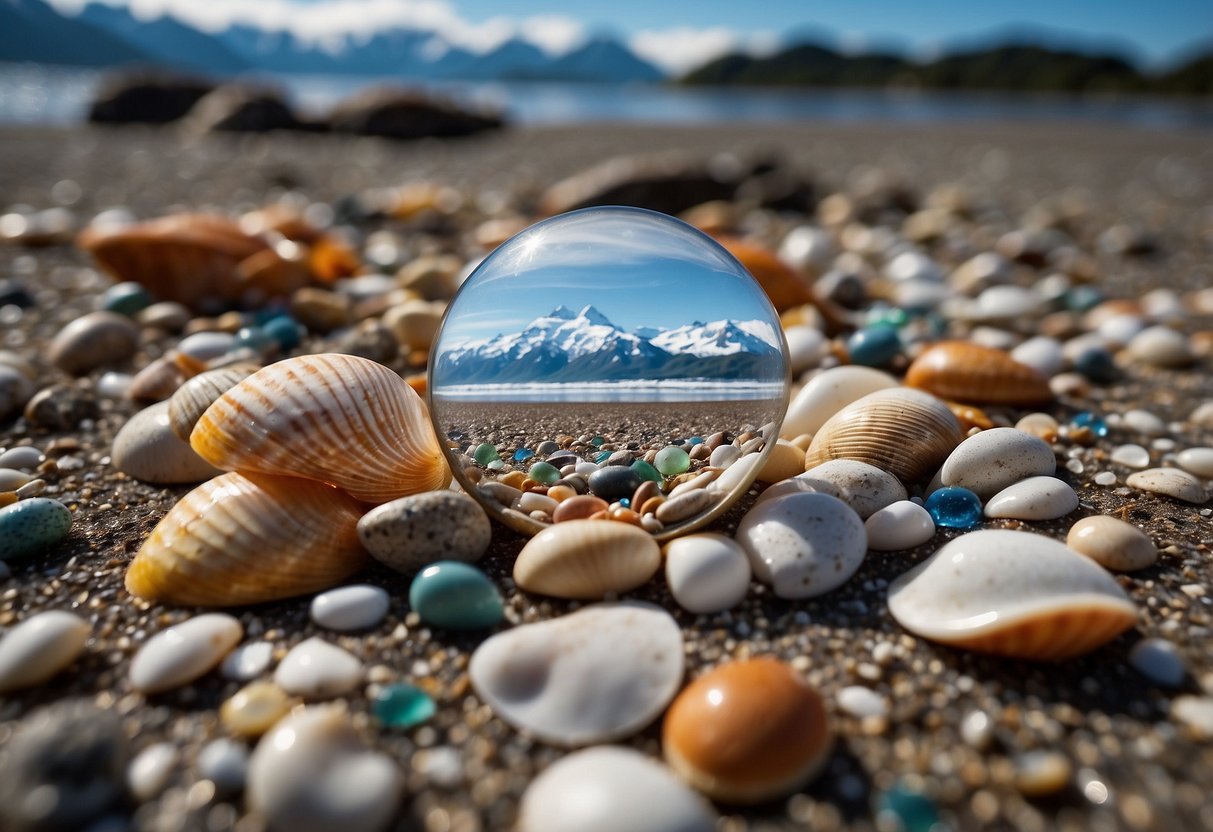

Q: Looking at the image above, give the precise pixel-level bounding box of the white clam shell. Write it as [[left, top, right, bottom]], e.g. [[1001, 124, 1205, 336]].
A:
[[888, 530, 1137, 660], [274, 637, 363, 699], [1125, 468, 1208, 504], [801, 459, 907, 519], [469, 602, 683, 747], [736, 492, 867, 599], [1176, 447, 1213, 479], [248, 705, 401, 832], [983, 476, 1079, 520], [518, 746, 717, 832], [781, 365, 898, 439], [112, 400, 223, 484], [864, 500, 935, 551], [939, 427, 1056, 499], [130, 613, 243, 694], [513, 520, 661, 600], [309, 585, 390, 631], [0, 610, 90, 693], [663, 533, 751, 614]]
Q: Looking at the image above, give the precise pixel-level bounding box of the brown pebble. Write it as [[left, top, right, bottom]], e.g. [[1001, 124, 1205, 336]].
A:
[[499, 471, 527, 490], [608, 507, 643, 526], [48, 311, 140, 375], [552, 495, 609, 523], [631, 480, 660, 508], [638, 496, 665, 517]]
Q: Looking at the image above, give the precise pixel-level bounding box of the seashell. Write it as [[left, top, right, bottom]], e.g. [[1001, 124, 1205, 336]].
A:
[[126, 472, 368, 606], [190, 354, 450, 504], [1126, 467, 1208, 504], [662, 657, 832, 804], [983, 476, 1078, 520], [0, 610, 90, 693], [801, 459, 907, 519], [126, 352, 207, 403], [938, 427, 1056, 499], [518, 746, 718, 832], [804, 387, 964, 485], [469, 602, 683, 747], [888, 529, 1137, 660], [906, 341, 1053, 405], [129, 613, 243, 694], [781, 365, 898, 440], [112, 400, 223, 484], [167, 363, 261, 441], [247, 705, 401, 832], [48, 311, 140, 375], [513, 519, 661, 600]]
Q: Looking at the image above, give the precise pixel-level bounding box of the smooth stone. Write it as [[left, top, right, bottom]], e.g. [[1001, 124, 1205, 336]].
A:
[[127, 742, 179, 802], [801, 459, 906, 519], [1013, 751, 1072, 798], [1129, 638, 1186, 688], [588, 465, 643, 502], [518, 746, 717, 832], [756, 439, 807, 484], [1126, 468, 1208, 504], [358, 491, 491, 574], [709, 443, 742, 469], [654, 446, 691, 477], [630, 459, 662, 483], [939, 427, 1056, 499], [0, 445, 43, 469], [1122, 408, 1167, 437], [48, 311, 139, 375], [707, 452, 762, 495], [837, 685, 889, 719], [309, 585, 390, 631], [663, 533, 751, 614], [654, 488, 717, 524], [221, 641, 274, 681], [274, 638, 362, 699], [754, 471, 840, 506], [177, 331, 237, 361], [1172, 696, 1213, 740], [846, 325, 901, 366], [1176, 447, 1213, 479], [130, 614, 243, 695], [100, 281, 152, 316], [1066, 515, 1158, 571], [1110, 444, 1151, 468], [517, 491, 558, 515], [0, 610, 90, 692], [409, 561, 504, 630], [111, 400, 223, 484], [781, 365, 898, 439], [372, 682, 436, 728], [469, 602, 683, 747], [137, 301, 191, 332], [220, 681, 293, 738], [736, 492, 867, 599], [864, 500, 936, 551], [0, 468, 33, 491], [983, 476, 1079, 520], [196, 738, 249, 796], [1011, 336, 1065, 378], [785, 325, 830, 375], [551, 494, 609, 523], [1125, 325, 1193, 367], [528, 461, 561, 484], [247, 705, 401, 832], [0, 366, 34, 423], [0, 497, 72, 561]]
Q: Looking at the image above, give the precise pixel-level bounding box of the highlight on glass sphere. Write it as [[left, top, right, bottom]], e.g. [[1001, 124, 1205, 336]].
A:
[[428, 206, 791, 539]]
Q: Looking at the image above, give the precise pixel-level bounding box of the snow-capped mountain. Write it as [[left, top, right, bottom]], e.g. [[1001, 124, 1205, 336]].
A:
[[434, 305, 782, 386]]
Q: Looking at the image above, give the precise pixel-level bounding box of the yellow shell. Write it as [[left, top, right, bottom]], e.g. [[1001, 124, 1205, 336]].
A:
[[126, 472, 368, 606], [906, 341, 1053, 406], [804, 387, 964, 484], [190, 353, 450, 504], [513, 519, 661, 600]]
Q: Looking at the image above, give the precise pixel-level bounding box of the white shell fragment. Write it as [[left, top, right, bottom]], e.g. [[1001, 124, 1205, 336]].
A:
[[939, 427, 1056, 499], [983, 476, 1079, 520], [469, 603, 683, 747], [781, 365, 897, 439], [0, 610, 90, 693], [1066, 515, 1158, 572], [274, 637, 363, 699], [1125, 468, 1208, 504], [864, 500, 936, 551], [888, 530, 1137, 660], [837, 686, 889, 719], [663, 534, 751, 614], [801, 459, 907, 519], [736, 492, 867, 599], [518, 746, 717, 832], [247, 705, 401, 832], [130, 613, 243, 694], [309, 585, 391, 631], [112, 400, 223, 484]]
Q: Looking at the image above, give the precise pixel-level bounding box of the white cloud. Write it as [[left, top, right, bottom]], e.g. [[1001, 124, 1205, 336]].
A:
[[629, 26, 781, 75]]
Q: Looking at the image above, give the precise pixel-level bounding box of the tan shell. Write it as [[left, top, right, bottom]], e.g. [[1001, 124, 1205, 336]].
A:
[[126, 472, 368, 606], [804, 387, 964, 484], [906, 341, 1053, 406], [127, 352, 208, 403], [513, 519, 661, 600], [189, 354, 450, 504], [168, 363, 261, 441]]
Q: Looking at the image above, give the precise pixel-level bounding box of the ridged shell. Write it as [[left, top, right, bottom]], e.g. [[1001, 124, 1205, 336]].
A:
[[513, 519, 661, 600], [189, 354, 450, 504], [804, 387, 964, 485], [168, 363, 261, 441], [126, 471, 368, 607], [906, 341, 1053, 405]]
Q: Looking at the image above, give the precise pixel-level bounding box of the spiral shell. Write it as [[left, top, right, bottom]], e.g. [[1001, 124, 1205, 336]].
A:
[[513, 519, 661, 600], [906, 341, 1053, 406], [804, 387, 964, 485], [168, 363, 261, 441], [189, 354, 450, 504], [126, 472, 368, 606]]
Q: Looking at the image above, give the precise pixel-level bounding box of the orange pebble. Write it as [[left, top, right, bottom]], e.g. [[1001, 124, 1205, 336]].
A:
[[552, 495, 609, 523], [546, 484, 577, 502], [608, 507, 643, 527]]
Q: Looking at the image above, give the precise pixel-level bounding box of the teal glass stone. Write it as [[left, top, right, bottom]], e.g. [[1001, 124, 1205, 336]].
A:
[[630, 459, 662, 483], [590, 436, 605, 447], [486, 459, 505, 471], [846, 324, 901, 367], [409, 561, 504, 630], [262, 315, 303, 350], [233, 326, 274, 354], [876, 783, 941, 832], [925, 486, 982, 529], [528, 461, 561, 484], [1070, 411, 1109, 437], [595, 450, 612, 464], [513, 448, 535, 462], [654, 446, 691, 477], [472, 443, 499, 464], [100, 281, 151, 316], [372, 683, 435, 729], [688, 436, 704, 446]]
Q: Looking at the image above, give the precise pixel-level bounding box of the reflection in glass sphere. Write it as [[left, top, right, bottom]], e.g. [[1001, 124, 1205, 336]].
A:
[[428, 206, 791, 539]]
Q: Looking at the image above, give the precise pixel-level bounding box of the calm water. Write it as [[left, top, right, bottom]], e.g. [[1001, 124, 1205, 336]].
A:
[[2, 63, 1211, 130]]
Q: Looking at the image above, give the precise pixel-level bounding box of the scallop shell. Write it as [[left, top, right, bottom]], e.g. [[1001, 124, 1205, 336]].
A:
[[888, 529, 1137, 661], [168, 363, 261, 442], [905, 341, 1053, 405], [513, 519, 661, 600], [125, 471, 369, 606], [804, 387, 964, 485], [189, 354, 450, 504]]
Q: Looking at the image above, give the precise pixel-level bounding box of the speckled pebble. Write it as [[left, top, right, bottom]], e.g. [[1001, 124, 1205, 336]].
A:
[[111, 400, 223, 484], [1129, 638, 1186, 688], [0, 610, 90, 692], [274, 637, 363, 699], [0, 497, 73, 561], [129, 614, 243, 695], [1126, 467, 1208, 504], [940, 427, 1056, 499], [983, 476, 1079, 520], [801, 459, 906, 519], [357, 491, 491, 574], [1065, 515, 1158, 571], [864, 500, 936, 551], [309, 585, 391, 631]]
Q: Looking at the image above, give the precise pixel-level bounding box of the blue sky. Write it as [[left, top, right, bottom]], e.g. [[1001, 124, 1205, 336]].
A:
[[51, 0, 1212, 72]]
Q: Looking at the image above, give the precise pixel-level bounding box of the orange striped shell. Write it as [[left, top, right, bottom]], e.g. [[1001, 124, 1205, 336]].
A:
[[905, 341, 1053, 406]]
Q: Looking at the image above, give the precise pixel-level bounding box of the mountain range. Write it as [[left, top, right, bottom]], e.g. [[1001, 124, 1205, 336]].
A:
[[434, 305, 783, 386]]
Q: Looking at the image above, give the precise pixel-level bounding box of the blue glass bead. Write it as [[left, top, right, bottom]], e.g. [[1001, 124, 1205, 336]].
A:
[[409, 561, 504, 630], [876, 783, 941, 832], [513, 448, 535, 462], [262, 315, 303, 350], [372, 683, 435, 729], [846, 324, 901, 367], [1070, 411, 1108, 437], [618, 498, 631, 508], [688, 436, 704, 446], [925, 487, 982, 529]]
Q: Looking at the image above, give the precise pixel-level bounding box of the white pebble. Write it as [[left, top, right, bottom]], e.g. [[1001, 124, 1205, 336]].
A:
[[309, 585, 390, 631], [111, 400, 223, 484], [983, 476, 1079, 521], [1110, 444, 1150, 469], [177, 331, 236, 361], [127, 742, 180, 802], [0, 468, 32, 491], [96, 371, 133, 399], [940, 428, 1056, 499], [663, 534, 751, 614], [1176, 447, 1213, 479], [1129, 639, 1186, 688], [1094, 471, 1118, 486], [1126, 468, 1208, 504], [416, 747, 463, 788], [960, 710, 993, 750], [801, 458, 906, 519], [837, 685, 889, 719], [274, 637, 363, 699], [221, 641, 274, 681], [784, 325, 830, 375], [1011, 336, 1064, 378], [0, 610, 89, 693], [197, 738, 250, 795], [1172, 696, 1213, 740], [1125, 326, 1193, 368], [130, 614, 243, 694], [1121, 409, 1167, 437], [708, 443, 742, 469], [864, 500, 935, 551], [781, 365, 897, 439], [0, 445, 43, 470]]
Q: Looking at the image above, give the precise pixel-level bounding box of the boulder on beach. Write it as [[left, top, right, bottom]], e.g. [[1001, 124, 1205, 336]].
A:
[[183, 84, 304, 134], [538, 152, 742, 216], [87, 71, 215, 125], [325, 87, 503, 140]]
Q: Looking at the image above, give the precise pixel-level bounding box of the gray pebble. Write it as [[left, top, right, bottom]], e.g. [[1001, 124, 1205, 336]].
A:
[[0, 366, 35, 423], [196, 738, 249, 796], [1129, 638, 1186, 688], [48, 311, 140, 375], [358, 491, 491, 574], [22, 384, 100, 430]]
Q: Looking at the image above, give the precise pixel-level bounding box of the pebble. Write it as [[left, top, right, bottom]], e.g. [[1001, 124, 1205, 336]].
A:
[[1110, 444, 1150, 468], [663, 533, 751, 613], [1125, 467, 1208, 503], [707, 452, 763, 496], [551, 494, 609, 522], [0, 365, 34, 423], [654, 487, 717, 524], [654, 446, 691, 476], [864, 500, 936, 551], [876, 783, 941, 832], [755, 439, 807, 483], [247, 705, 401, 832], [0, 497, 73, 560], [1014, 750, 1072, 797], [0, 610, 90, 692], [846, 324, 901, 366], [960, 710, 994, 750], [274, 637, 363, 699], [111, 400, 223, 484], [781, 365, 897, 439], [801, 458, 906, 519], [1121, 408, 1167, 437], [177, 331, 236, 361], [1176, 447, 1213, 479], [221, 641, 274, 681], [220, 681, 294, 738], [357, 491, 491, 574], [924, 486, 983, 528], [1125, 325, 1193, 367], [309, 585, 391, 631], [983, 476, 1079, 520], [1172, 696, 1213, 740], [1128, 638, 1186, 688], [127, 742, 179, 802], [408, 561, 504, 630], [784, 325, 830, 374], [372, 682, 436, 729], [196, 738, 249, 796], [0, 445, 43, 469], [528, 460, 561, 484], [708, 443, 742, 468], [630, 458, 662, 482], [100, 281, 152, 316], [1065, 515, 1158, 571], [518, 746, 717, 832], [939, 427, 1056, 499], [469, 602, 683, 747], [48, 311, 140, 375], [1011, 336, 1065, 378], [588, 465, 643, 502], [129, 614, 243, 695], [736, 492, 867, 599], [837, 685, 889, 719]]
